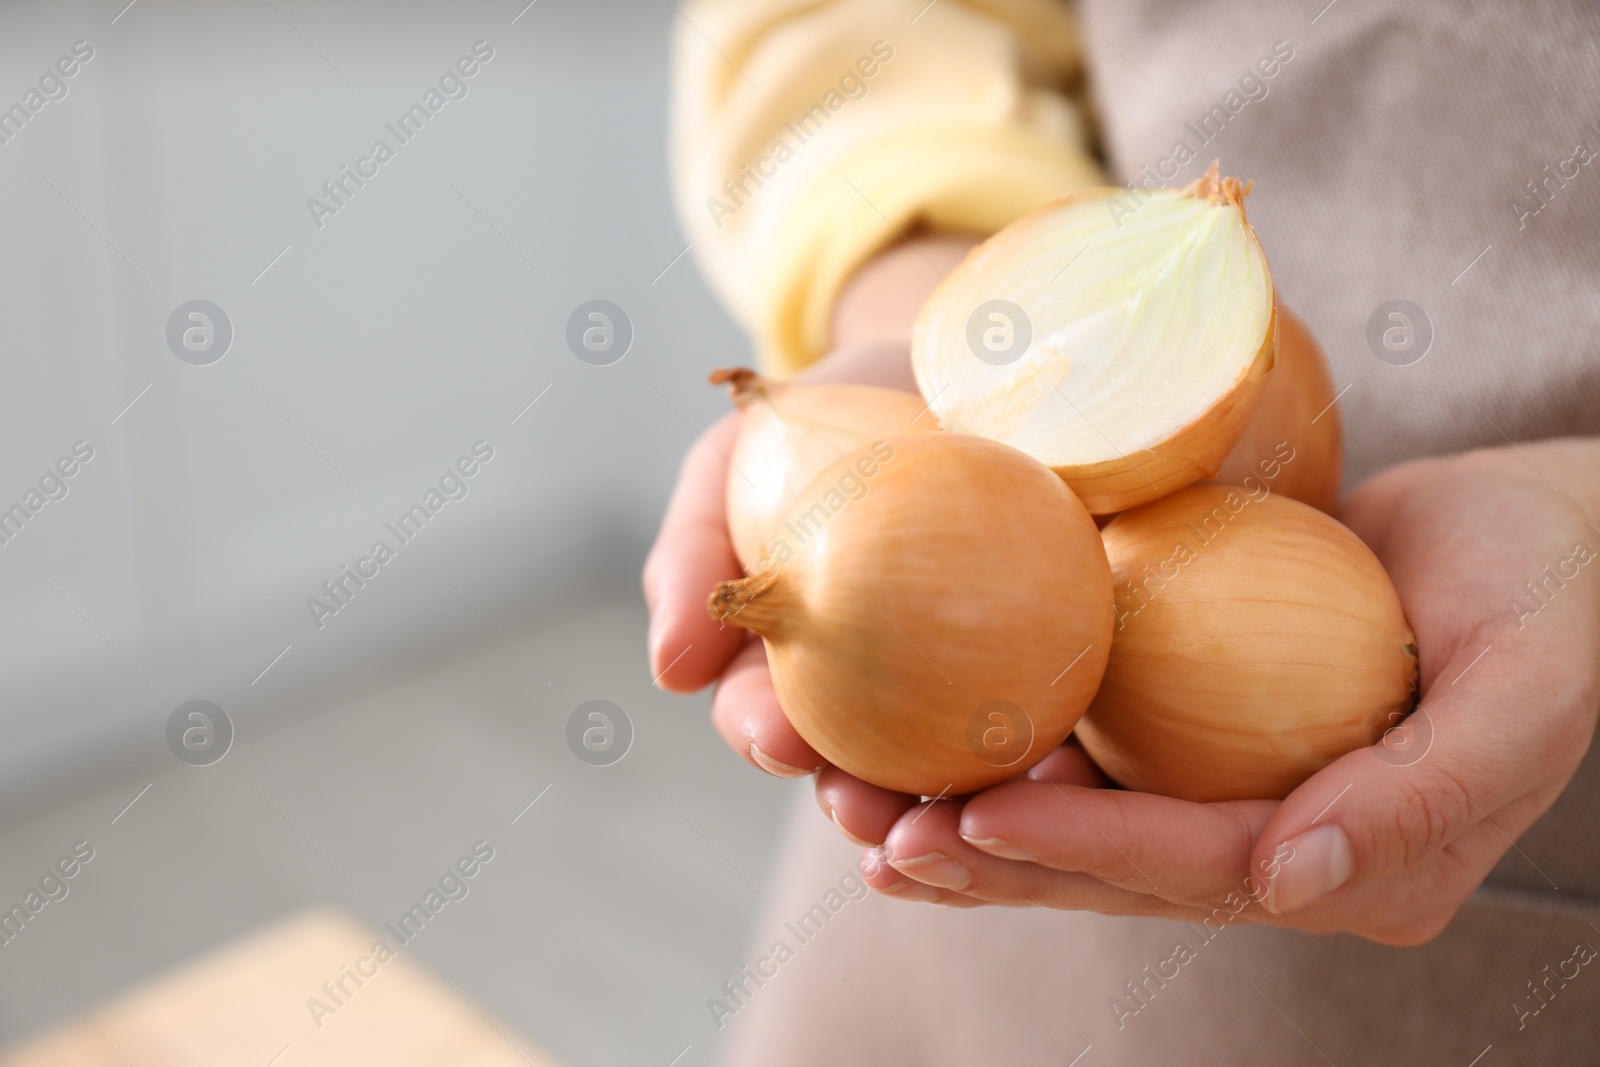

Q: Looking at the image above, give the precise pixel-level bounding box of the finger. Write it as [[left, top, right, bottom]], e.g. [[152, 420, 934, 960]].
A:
[[641, 411, 747, 693], [1292, 799, 1550, 945], [882, 801, 1222, 919], [1023, 741, 1109, 786], [951, 782, 1277, 907], [709, 639, 824, 777], [1251, 665, 1581, 917], [815, 767, 918, 846], [1253, 594, 1600, 916], [859, 842, 990, 907]]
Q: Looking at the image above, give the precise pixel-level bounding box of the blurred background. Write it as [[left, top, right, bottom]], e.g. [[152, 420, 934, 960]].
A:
[[0, 1, 790, 1064]]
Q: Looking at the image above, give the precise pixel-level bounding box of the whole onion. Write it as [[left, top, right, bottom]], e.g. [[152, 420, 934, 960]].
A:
[[713, 368, 937, 572], [1076, 485, 1417, 801], [708, 432, 1113, 795]]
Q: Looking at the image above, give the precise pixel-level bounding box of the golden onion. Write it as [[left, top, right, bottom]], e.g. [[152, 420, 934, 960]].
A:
[[714, 368, 937, 572], [1077, 486, 1417, 801], [708, 432, 1113, 795]]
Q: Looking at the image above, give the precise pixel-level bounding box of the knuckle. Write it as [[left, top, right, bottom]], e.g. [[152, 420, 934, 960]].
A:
[[1014, 870, 1079, 910], [1387, 769, 1472, 870], [1080, 804, 1139, 883], [1064, 799, 1160, 895]]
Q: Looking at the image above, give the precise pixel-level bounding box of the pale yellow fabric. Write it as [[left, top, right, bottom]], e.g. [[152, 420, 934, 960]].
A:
[[670, 0, 1103, 374]]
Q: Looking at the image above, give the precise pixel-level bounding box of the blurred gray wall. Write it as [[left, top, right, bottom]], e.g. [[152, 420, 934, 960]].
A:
[[0, 6, 802, 1067], [0, 0, 741, 798]]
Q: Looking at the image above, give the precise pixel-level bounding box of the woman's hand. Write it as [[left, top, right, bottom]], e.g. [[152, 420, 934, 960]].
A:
[[859, 442, 1600, 944]]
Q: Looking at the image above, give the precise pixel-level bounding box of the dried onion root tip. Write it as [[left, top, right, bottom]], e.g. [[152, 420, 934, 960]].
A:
[[708, 432, 1114, 797], [713, 372, 939, 572], [1076, 486, 1418, 802], [911, 162, 1276, 514]]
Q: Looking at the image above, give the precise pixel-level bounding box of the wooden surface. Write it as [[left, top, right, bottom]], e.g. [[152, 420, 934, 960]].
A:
[[0, 909, 563, 1067]]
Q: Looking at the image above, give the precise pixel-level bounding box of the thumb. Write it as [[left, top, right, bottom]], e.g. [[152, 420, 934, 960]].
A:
[[1250, 634, 1580, 917]]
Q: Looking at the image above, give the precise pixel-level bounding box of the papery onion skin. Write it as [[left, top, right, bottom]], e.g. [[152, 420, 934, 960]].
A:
[[1077, 486, 1417, 802], [911, 166, 1277, 516], [1208, 305, 1343, 514], [708, 432, 1114, 796], [714, 368, 938, 572]]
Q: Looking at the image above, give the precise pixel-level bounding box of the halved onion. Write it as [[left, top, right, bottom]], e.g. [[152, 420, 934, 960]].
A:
[[911, 165, 1276, 514]]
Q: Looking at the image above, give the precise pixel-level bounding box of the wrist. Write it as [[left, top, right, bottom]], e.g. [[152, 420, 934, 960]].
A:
[[830, 231, 982, 351]]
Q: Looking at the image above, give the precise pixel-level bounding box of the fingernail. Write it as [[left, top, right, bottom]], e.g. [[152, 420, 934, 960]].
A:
[[861, 846, 889, 878], [958, 834, 1035, 862], [831, 807, 877, 848], [1266, 825, 1353, 914], [749, 743, 815, 779], [877, 878, 941, 903], [888, 851, 972, 890]]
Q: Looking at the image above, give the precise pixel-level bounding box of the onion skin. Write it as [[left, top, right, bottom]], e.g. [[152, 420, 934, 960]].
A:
[[1208, 305, 1343, 514], [708, 433, 1113, 796], [1077, 486, 1417, 802], [714, 368, 938, 572]]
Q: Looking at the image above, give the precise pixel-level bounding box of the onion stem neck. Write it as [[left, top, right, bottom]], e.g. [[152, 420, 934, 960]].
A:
[[709, 367, 767, 409], [707, 569, 788, 634]]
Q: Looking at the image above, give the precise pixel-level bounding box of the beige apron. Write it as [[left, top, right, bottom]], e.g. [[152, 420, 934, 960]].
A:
[[717, 1, 1600, 1062]]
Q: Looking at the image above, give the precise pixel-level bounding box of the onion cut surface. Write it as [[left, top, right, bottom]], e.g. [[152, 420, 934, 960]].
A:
[[912, 166, 1276, 513]]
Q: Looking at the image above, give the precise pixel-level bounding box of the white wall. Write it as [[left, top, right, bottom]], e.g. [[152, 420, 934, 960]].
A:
[[0, 0, 743, 793]]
